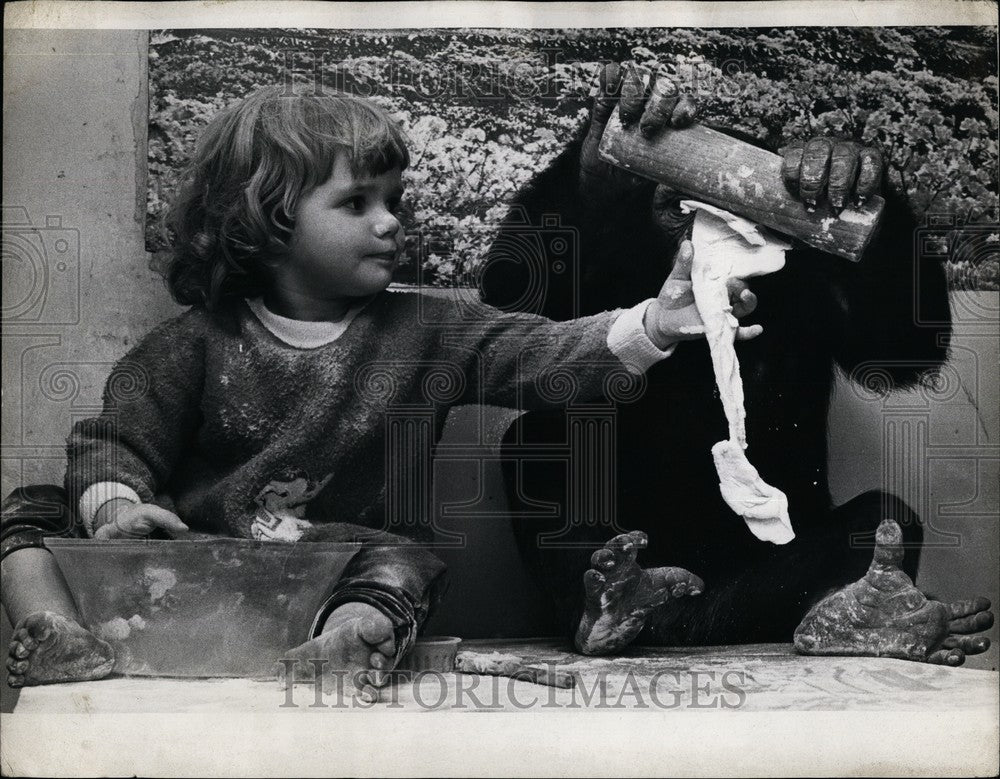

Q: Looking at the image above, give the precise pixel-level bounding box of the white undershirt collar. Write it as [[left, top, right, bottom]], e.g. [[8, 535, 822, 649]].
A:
[[245, 296, 371, 349]]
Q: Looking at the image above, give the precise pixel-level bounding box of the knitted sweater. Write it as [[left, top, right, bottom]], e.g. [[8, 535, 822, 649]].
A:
[[65, 289, 671, 652], [67, 289, 673, 534]]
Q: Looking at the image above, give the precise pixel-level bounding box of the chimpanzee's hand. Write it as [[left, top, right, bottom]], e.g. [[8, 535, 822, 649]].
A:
[[651, 181, 695, 247], [780, 138, 884, 213], [580, 62, 698, 201]]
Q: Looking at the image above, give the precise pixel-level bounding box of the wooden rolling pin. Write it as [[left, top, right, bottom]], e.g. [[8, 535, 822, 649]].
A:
[[598, 107, 884, 262], [455, 650, 577, 689]]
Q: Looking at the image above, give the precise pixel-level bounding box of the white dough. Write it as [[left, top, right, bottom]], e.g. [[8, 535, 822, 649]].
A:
[[712, 441, 794, 545], [683, 200, 795, 545]]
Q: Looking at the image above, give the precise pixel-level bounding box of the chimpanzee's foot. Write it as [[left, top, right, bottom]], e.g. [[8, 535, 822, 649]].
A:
[[794, 519, 994, 665], [575, 531, 704, 656], [6, 611, 115, 687]]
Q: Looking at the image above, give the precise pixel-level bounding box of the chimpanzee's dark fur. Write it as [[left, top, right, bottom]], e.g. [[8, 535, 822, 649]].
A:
[[479, 128, 951, 644]]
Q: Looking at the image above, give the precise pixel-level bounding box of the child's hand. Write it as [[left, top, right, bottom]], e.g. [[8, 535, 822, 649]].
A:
[[93, 498, 189, 540], [279, 601, 396, 703], [643, 240, 763, 350]]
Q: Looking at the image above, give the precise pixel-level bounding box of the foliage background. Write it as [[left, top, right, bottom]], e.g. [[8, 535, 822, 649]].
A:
[[147, 27, 999, 289]]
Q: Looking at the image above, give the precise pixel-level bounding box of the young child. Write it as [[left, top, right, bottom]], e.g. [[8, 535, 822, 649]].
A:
[[2, 86, 761, 701]]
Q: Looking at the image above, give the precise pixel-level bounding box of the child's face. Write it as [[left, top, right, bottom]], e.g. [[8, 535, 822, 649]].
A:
[[274, 155, 404, 310]]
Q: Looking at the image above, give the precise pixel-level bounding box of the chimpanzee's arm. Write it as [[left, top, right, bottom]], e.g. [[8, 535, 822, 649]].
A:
[[481, 123, 952, 391], [479, 133, 674, 321], [707, 126, 952, 387], [815, 191, 952, 389]]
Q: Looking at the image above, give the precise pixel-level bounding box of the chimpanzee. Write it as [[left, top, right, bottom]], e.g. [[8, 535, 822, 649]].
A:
[[480, 63, 993, 664]]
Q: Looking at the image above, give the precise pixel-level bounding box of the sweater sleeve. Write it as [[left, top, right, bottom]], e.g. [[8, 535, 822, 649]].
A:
[[607, 298, 677, 374], [77, 481, 142, 535], [444, 300, 668, 409], [64, 310, 207, 518]]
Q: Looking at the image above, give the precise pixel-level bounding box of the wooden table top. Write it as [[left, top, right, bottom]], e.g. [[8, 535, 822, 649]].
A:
[[11, 640, 999, 714], [5, 642, 998, 777]]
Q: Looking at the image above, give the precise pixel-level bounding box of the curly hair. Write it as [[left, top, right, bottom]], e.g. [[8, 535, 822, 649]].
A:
[[162, 87, 410, 310]]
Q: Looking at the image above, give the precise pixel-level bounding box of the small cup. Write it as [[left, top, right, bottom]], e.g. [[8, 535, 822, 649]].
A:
[[398, 636, 462, 674]]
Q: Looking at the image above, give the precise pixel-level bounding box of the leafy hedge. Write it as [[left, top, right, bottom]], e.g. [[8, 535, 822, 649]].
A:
[[148, 28, 999, 289]]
